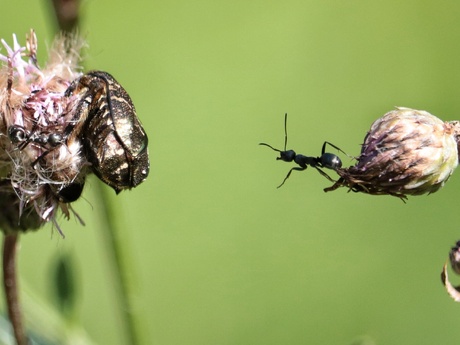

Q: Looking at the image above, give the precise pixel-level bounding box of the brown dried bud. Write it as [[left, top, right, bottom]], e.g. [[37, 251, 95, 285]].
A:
[[449, 241, 460, 275], [0, 31, 87, 234], [326, 107, 460, 200], [441, 240, 460, 302]]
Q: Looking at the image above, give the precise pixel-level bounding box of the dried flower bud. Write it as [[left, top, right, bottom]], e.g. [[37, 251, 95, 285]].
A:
[[0, 30, 88, 234], [449, 241, 460, 275], [325, 107, 460, 200], [441, 240, 460, 302]]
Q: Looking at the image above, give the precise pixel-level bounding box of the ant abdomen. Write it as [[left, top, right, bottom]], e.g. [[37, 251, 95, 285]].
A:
[[321, 153, 342, 170]]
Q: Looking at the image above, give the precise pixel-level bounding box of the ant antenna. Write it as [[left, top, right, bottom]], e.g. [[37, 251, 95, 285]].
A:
[[283, 113, 288, 151], [259, 113, 291, 153]]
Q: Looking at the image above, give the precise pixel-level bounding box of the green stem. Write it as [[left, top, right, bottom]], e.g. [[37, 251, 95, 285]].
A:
[[93, 182, 142, 345]]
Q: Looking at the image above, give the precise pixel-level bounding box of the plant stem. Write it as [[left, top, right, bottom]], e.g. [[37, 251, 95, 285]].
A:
[[3, 233, 27, 345], [48, 4, 144, 342], [50, 0, 80, 32], [94, 182, 141, 345]]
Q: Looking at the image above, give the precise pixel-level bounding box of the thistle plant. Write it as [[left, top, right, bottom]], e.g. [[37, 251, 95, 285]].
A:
[[325, 107, 460, 200], [0, 30, 149, 234], [0, 30, 149, 344]]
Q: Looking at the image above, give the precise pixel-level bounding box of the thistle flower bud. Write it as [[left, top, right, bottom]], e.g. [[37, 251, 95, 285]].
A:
[[0, 30, 88, 234], [326, 107, 460, 200]]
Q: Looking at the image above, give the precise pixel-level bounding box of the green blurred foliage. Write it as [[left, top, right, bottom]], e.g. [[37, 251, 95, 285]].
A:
[[1, 0, 460, 344], [52, 253, 77, 319]]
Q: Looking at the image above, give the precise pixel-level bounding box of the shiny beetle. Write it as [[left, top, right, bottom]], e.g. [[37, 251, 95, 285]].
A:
[[65, 71, 149, 193]]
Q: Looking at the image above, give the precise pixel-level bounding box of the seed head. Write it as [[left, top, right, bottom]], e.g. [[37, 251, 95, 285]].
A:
[[326, 107, 460, 200], [0, 30, 88, 234]]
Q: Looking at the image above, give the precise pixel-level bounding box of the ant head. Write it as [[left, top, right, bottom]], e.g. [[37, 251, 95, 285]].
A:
[[278, 149, 296, 162], [259, 113, 292, 157], [8, 126, 27, 144], [259, 143, 295, 162]]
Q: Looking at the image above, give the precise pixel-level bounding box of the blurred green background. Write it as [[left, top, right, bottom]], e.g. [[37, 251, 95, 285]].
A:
[[2, 0, 460, 344]]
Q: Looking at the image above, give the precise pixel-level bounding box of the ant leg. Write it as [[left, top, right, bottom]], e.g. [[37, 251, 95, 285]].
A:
[[31, 148, 54, 168], [277, 166, 306, 188], [31, 138, 70, 168], [314, 167, 336, 182], [18, 141, 30, 151], [322, 141, 356, 160], [321, 141, 347, 156]]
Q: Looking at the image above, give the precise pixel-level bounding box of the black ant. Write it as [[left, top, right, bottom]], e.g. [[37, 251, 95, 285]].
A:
[[8, 125, 85, 203], [8, 124, 67, 171], [260, 113, 347, 188], [8, 125, 64, 150]]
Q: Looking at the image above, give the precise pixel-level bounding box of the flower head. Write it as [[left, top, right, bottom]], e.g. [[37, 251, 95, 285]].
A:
[[325, 107, 460, 200], [0, 30, 88, 234]]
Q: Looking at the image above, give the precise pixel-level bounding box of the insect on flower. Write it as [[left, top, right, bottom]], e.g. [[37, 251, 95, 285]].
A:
[[0, 30, 90, 232], [325, 107, 460, 200], [65, 71, 150, 194], [0, 30, 150, 235], [6, 124, 85, 204], [260, 113, 347, 188]]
